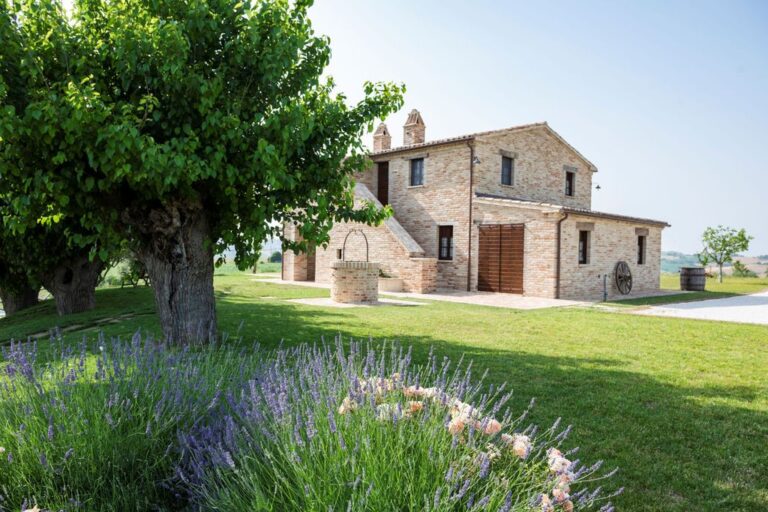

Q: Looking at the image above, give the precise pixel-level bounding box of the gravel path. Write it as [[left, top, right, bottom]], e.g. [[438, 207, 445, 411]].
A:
[[635, 290, 768, 325]]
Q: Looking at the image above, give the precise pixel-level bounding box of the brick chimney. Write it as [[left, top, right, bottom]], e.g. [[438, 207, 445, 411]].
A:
[[373, 122, 391, 152], [403, 109, 425, 146]]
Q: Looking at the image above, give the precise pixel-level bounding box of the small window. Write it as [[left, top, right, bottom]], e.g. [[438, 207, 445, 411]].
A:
[[565, 171, 575, 196], [501, 156, 514, 186], [410, 158, 424, 186], [637, 236, 646, 265], [578, 230, 590, 264], [438, 225, 454, 260], [336, 249, 343, 260]]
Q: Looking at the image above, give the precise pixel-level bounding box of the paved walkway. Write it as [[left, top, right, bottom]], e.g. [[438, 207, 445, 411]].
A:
[[254, 276, 585, 310], [634, 290, 768, 325]]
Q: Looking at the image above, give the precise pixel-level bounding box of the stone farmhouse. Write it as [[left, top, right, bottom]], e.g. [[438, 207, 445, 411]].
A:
[[283, 110, 669, 301]]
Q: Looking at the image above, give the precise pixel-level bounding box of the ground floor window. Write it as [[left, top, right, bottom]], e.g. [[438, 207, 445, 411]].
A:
[[578, 230, 590, 264], [637, 235, 646, 265], [439, 225, 454, 260]]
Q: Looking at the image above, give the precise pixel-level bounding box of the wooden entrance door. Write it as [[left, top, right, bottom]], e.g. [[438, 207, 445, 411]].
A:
[[306, 243, 316, 281], [377, 162, 389, 205], [477, 224, 524, 293]]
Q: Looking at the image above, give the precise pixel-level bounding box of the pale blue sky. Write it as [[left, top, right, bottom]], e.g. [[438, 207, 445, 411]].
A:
[[310, 0, 768, 254]]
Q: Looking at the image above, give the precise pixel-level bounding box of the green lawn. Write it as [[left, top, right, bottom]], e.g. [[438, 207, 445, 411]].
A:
[[1, 272, 767, 511], [611, 274, 768, 306]]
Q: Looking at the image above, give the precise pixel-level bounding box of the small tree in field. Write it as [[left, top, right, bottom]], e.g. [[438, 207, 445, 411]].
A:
[[0, 0, 403, 343], [269, 251, 282, 263], [731, 260, 756, 278], [700, 226, 753, 283]]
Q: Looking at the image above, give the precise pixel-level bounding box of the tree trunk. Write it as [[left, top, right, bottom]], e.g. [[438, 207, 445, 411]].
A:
[[133, 202, 217, 345], [46, 253, 105, 315], [0, 284, 39, 316], [719, 263, 724, 283]]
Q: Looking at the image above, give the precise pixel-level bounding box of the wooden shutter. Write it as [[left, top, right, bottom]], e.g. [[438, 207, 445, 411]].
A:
[[499, 224, 524, 293], [478, 226, 502, 292]]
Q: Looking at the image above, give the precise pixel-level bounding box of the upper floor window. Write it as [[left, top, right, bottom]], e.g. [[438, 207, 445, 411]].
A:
[[438, 225, 454, 260], [637, 235, 647, 265], [578, 230, 590, 264], [565, 171, 575, 196], [501, 156, 514, 186], [410, 158, 424, 186]]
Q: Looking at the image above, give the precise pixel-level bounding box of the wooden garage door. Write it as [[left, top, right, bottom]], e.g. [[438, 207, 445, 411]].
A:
[[478, 224, 524, 293]]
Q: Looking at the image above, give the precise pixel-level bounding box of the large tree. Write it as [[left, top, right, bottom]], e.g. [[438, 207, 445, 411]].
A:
[[700, 226, 752, 283], [0, 227, 40, 316], [0, 3, 107, 315], [0, 0, 403, 342]]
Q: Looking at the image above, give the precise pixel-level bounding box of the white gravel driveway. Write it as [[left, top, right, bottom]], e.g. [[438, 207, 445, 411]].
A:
[[635, 290, 768, 325]]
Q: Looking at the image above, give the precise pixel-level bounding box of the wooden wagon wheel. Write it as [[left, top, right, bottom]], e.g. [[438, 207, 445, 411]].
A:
[[614, 261, 633, 295]]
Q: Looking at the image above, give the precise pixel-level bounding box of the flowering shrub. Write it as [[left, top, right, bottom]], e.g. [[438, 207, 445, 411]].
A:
[[0, 334, 621, 511], [179, 342, 622, 511]]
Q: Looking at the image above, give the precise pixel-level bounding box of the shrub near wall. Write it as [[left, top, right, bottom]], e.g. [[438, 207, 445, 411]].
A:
[[0, 335, 621, 511]]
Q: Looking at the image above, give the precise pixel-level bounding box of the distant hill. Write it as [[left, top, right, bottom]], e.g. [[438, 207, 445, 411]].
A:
[[661, 251, 701, 273], [661, 251, 768, 274], [220, 237, 282, 264]]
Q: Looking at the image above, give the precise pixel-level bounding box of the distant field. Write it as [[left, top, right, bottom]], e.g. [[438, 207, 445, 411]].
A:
[[612, 274, 768, 306]]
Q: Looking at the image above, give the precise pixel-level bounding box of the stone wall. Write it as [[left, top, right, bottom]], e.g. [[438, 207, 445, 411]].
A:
[[331, 261, 379, 303], [473, 125, 594, 210], [558, 214, 663, 300]]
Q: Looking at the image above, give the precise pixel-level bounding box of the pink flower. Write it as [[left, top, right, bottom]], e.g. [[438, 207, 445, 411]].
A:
[[547, 448, 571, 473], [540, 494, 554, 512], [480, 418, 502, 435], [448, 417, 465, 435], [552, 487, 569, 503], [562, 500, 574, 512], [407, 401, 424, 414], [337, 397, 358, 415], [502, 433, 531, 459]]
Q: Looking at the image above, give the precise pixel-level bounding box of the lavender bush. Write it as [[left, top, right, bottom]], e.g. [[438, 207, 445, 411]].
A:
[[178, 341, 622, 511], [0, 332, 253, 510], [0, 333, 621, 511]]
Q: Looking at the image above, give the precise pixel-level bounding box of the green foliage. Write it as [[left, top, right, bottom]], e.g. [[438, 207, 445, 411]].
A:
[[731, 260, 757, 278], [268, 250, 282, 263], [0, 1, 117, 294], [118, 256, 150, 287], [700, 226, 752, 282], [0, 0, 404, 270]]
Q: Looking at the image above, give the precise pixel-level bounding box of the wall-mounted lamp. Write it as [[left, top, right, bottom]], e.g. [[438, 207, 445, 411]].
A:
[[472, 156, 481, 165], [595, 184, 601, 190]]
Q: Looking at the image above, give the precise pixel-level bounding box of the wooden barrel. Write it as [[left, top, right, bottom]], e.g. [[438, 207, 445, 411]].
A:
[[680, 267, 706, 291]]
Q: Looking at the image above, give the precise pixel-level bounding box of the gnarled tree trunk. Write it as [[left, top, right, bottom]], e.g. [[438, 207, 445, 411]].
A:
[[46, 253, 105, 315], [130, 201, 217, 345], [0, 284, 39, 316]]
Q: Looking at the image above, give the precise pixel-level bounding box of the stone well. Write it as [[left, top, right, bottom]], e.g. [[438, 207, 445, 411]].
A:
[[331, 260, 380, 304]]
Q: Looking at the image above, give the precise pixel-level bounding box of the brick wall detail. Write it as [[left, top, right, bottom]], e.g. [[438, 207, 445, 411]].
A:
[[558, 215, 663, 300], [331, 261, 380, 303]]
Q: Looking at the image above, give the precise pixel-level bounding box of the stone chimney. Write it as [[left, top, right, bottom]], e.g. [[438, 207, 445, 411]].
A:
[[403, 109, 425, 146], [373, 122, 391, 152]]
